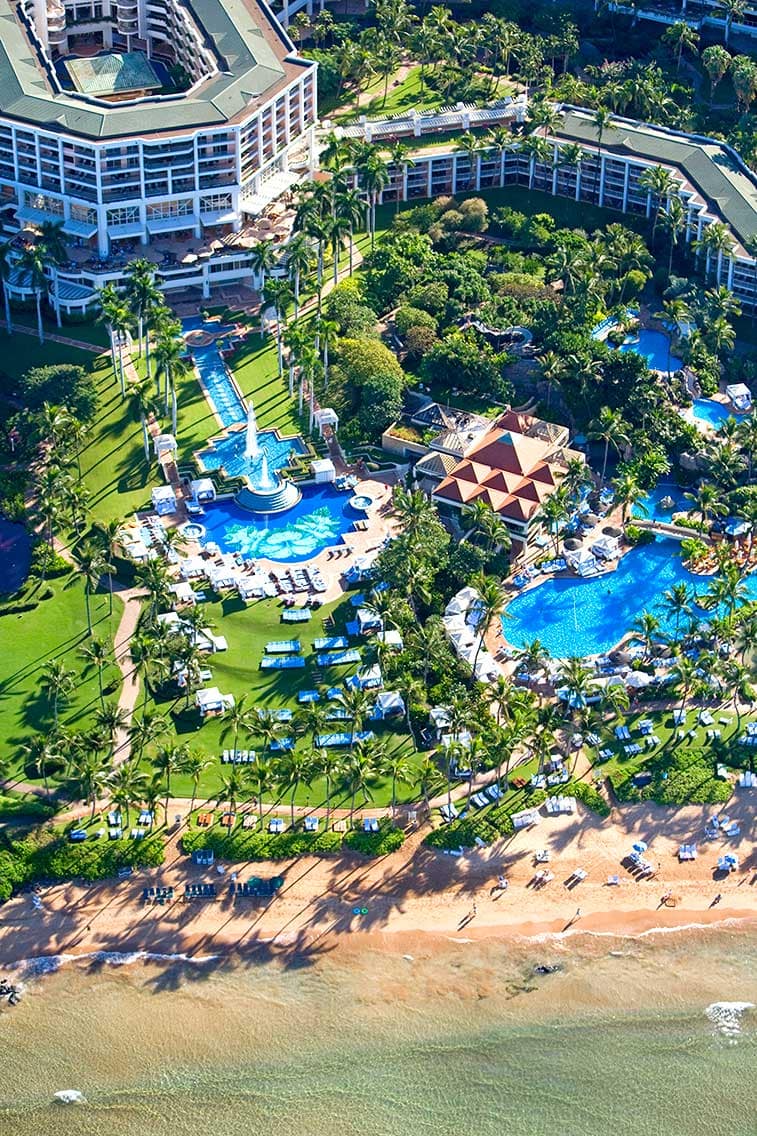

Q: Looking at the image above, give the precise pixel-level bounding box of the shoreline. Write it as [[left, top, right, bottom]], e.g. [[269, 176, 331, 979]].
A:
[[3, 800, 756, 973]]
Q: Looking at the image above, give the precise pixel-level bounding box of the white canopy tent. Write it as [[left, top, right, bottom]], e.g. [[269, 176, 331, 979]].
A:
[[151, 485, 177, 515]]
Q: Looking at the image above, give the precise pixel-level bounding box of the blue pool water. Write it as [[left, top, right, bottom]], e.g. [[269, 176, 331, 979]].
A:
[[183, 317, 244, 428], [632, 482, 689, 523], [690, 398, 736, 431], [198, 428, 307, 484], [201, 487, 361, 562], [618, 329, 683, 374], [503, 538, 757, 657]]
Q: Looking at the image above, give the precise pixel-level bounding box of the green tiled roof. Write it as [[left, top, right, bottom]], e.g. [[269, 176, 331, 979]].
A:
[[556, 106, 757, 247], [0, 0, 303, 139]]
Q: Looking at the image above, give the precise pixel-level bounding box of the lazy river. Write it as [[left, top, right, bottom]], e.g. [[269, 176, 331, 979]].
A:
[[503, 537, 757, 657]]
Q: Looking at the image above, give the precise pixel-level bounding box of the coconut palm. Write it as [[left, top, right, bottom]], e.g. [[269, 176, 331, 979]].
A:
[[536, 486, 571, 555], [0, 240, 13, 334], [40, 660, 74, 729], [245, 755, 277, 825], [470, 571, 508, 674], [153, 325, 189, 434], [693, 221, 735, 284], [663, 582, 693, 644], [345, 737, 383, 826], [317, 316, 339, 390], [638, 164, 681, 243], [107, 761, 147, 826], [21, 734, 62, 798], [221, 694, 256, 759], [589, 407, 630, 485], [684, 481, 725, 529], [20, 243, 49, 343], [73, 540, 109, 636], [80, 637, 111, 709], [662, 20, 699, 72], [183, 751, 212, 820], [217, 766, 245, 817], [275, 748, 315, 829], [250, 239, 279, 291], [127, 375, 160, 465], [591, 106, 614, 205], [383, 750, 413, 819], [263, 277, 293, 377], [126, 260, 161, 376], [334, 188, 364, 275], [153, 743, 188, 823], [612, 471, 644, 524], [285, 233, 314, 318]]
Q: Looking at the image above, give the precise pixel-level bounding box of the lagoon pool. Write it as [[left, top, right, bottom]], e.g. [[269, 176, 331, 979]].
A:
[[632, 482, 689, 523], [504, 537, 757, 657], [201, 486, 361, 562], [690, 398, 736, 432], [618, 329, 683, 374]]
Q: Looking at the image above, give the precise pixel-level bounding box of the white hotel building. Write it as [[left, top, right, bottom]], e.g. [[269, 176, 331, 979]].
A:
[[0, 0, 316, 309]]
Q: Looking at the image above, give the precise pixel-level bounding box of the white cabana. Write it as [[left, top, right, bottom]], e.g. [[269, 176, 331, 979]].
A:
[[566, 547, 600, 577], [444, 586, 483, 624], [311, 458, 336, 483], [195, 687, 234, 716], [346, 663, 383, 691], [169, 581, 196, 606], [429, 706, 451, 738], [153, 433, 177, 460], [151, 485, 177, 515], [314, 407, 339, 435], [179, 556, 207, 579], [190, 477, 216, 502], [625, 670, 654, 689], [511, 807, 541, 829], [374, 691, 405, 718], [726, 383, 752, 412], [591, 534, 619, 561], [376, 628, 404, 650], [356, 606, 382, 633]]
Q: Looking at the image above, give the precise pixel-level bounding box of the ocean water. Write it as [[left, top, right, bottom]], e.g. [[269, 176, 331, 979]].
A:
[[1, 927, 756, 1136]]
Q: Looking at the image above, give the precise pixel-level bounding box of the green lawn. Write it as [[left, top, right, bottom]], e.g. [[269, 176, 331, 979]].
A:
[[330, 66, 445, 124], [0, 576, 121, 783], [7, 308, 109, 348], [137, 592, 423, 808]]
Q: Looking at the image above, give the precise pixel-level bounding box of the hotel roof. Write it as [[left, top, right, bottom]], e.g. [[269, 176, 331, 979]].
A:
[[434, 411, 578, 524], [0, 0, 310, 140], [555, 106, 757, 251]]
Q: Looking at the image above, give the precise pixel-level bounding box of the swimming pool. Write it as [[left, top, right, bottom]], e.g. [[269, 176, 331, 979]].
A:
[[198, 428, 307, 483], [503, 537, 757, 657], [632, 483, 690, 523], [201, 486, 362, 562], [618, 329, 683, 374], [689, 398, 736, 432], [182, 317, 244, 428]]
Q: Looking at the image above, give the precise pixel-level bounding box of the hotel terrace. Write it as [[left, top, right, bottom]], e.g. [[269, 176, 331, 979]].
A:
[[0, 0, 316, 312]]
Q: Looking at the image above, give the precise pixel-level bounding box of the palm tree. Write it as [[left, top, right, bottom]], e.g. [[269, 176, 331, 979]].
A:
[[536, 486, 571, 556], [470, 571, 507, 674], [285, 233, 314, 318], [589, 407, 629, 484], [80, 637, 111, 709], [638, 164, 681, 243], [662, 20, 699, 72], [126, 260, 162, 377], [73, 540, 109, 636], [94, 700, 129, 762], [71, 748, 109, 820], [663, 582, 693, 644], [334, 188, 364, 275], [684, 481, 725, 530], [20, 243, 49, 343], [336, 684, 373, 754], [612, 471, 644, 524], [184, 751, 212, 819], [108, 761, 147, 827], [383, 750, 413, 819], [39, 220, 67, 328], [659, 195, 686, 276], [317, 316, 339, 390], [718, 0, 745, 44], [127, 375, 159, 466], [633, 610, 661, 660], [361, 153, 389, 249], [276, 748, 314, 829], [0, 240, 14, 334], [21, 734, 62, 798], [127, 707, 169, 764], [153, 743, 188, 823], [221, 695, 255, 759], [218, 767, 245, 817], [153, 326, 189, 435], [345, 738, 382, 826], [250, 239, 278, 292], [246, 755, 278, 825], [264, 277, 294, 379], [591, 106, 613, 205], [693, 222, 735, 285], [40, 660, 74, 729]]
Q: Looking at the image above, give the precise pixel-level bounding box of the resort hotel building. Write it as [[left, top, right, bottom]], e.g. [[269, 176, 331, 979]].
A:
[[0, 0, 317, 311], [344, 103, 757, 310]]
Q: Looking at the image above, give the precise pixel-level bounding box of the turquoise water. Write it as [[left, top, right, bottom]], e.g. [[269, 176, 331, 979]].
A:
[[691, 399, 736, 431], [183, 317, 243, 428], [201, 486, 360, 561], [1, 928, 756, 1136], [618, 329, 683, 373], [198, 428, 308, 485], [632, 483, 689, 523], [504, 537, 757, 657]]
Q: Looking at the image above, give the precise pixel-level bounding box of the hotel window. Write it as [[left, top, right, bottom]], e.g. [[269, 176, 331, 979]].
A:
[[146, 199, 192, 219], [107, 206, 140, 226], [200, 193, 232, 213]]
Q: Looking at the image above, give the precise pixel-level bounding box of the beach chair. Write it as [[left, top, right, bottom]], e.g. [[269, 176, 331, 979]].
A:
[[607, 875, 620, 886], [486, 784, 503, 801]]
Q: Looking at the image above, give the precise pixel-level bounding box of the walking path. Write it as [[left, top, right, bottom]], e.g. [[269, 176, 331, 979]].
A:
[[12, 322, 104, 353]]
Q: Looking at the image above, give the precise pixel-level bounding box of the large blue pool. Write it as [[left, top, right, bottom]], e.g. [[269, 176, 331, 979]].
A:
[[503, 538, 757, 658], [690, 398, 736, 432], [201, 487, 362, 562], [618, 329, 683, 374]]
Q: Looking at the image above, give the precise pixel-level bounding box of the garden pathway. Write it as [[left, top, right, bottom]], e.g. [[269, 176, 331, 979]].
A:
[[12, 323, 103, 353]]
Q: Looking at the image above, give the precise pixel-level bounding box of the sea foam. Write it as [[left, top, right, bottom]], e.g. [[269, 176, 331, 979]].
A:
[[705, 1001, 754, 1039], [8, 949, 219, 979]]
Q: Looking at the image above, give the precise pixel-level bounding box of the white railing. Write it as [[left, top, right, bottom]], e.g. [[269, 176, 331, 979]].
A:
[[336, 96, 527, 143]]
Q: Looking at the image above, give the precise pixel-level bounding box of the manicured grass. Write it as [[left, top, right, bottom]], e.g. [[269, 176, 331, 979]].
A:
[[0, 576, 122, 782], [6, 308, 109, 348], [138, 592, 422, 808], [331, 66, 445, 124], [0, 328, 95, 393]]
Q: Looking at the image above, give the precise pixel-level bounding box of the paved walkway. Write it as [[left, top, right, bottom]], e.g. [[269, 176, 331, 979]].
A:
[[12, 322, 104, 353]]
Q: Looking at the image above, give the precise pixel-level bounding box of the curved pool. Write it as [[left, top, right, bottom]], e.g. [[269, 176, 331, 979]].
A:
[[689, 398, 736, 432], [504, 538, 757, 657], [201, 486, 362, 562], [618, 329, 683, 374]]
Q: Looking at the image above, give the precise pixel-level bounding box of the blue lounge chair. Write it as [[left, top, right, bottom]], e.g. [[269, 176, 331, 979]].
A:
[[265, 639, 301, 654], [298, 690, 321, 703], [261, 655, 306, 669], [314, 636, 350, 650]]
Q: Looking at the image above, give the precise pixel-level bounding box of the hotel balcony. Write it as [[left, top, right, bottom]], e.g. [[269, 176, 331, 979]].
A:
[[46, 3, 67, 43]]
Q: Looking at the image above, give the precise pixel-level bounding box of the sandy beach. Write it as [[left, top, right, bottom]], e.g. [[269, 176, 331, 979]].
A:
[[2, 799, 755, 969]]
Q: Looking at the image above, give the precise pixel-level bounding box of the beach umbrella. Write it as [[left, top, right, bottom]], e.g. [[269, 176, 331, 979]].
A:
[[583, 512, 600, 527], [632, 841, 648, 853], [626, 671, 653, 689], [603, 525, 623, 538], [563, 537, 582, 551]]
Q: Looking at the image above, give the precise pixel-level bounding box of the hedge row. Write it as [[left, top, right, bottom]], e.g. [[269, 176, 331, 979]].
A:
[[612, 749, 733, 807], [0, 828, 165, 901]]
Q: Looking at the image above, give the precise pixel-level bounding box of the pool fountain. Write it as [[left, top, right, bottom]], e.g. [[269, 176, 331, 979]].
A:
[[197, 398, 304, 515]]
